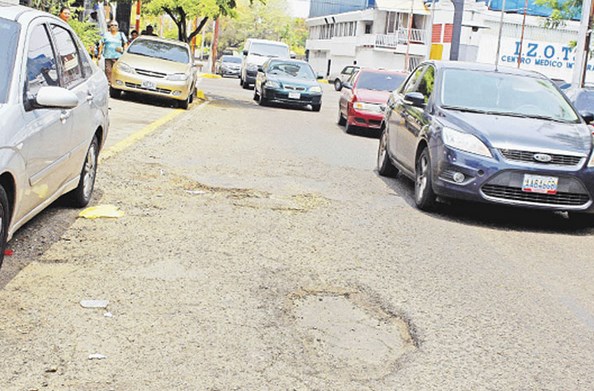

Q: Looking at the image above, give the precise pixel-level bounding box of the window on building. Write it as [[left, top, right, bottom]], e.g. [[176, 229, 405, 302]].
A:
[[365, 23, 372, 34], [386, 12, 396, 34]]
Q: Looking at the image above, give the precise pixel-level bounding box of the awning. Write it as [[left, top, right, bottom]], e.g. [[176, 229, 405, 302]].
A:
[[375, 0, 431, 15]]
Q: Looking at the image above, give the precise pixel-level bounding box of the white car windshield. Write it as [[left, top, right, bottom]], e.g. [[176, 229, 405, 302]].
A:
[[441, 69, 580, 123], [249, 42, 288, 58], [0, 18, 19, 103]]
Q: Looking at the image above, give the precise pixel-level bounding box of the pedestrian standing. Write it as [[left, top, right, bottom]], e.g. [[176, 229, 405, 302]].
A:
[[58, 6, 71, 23], [98, 21, 128, 85]]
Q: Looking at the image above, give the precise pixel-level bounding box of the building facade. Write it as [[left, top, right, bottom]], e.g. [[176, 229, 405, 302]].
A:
[[306, 0, 593, 83]]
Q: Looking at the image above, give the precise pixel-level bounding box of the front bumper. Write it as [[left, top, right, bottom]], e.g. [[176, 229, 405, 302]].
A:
[[348, 108, 384, 129], [430, 141, 594, 213], [111, 68, 192, 101], [263, 87, 322, 106]]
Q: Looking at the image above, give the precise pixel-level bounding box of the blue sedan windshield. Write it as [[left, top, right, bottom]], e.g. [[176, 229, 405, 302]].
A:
[[441, 69, 579, 122], [0, 18, 20, 103]]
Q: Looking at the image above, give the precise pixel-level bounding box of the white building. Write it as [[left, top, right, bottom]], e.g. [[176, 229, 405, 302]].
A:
[[306, 0, 592, 83]]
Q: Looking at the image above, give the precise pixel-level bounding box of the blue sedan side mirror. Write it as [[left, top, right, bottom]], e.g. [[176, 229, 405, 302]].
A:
[[580, 111, 594, 124], [404, 92, 425, 108]]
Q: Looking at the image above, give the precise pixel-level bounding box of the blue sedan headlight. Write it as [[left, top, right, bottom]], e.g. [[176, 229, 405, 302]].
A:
[[309, 85, 322, 93], [442, 126, 492, 158]]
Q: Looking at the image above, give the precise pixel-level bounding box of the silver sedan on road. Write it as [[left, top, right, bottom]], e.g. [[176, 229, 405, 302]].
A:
[[0, 4, 109, 268]]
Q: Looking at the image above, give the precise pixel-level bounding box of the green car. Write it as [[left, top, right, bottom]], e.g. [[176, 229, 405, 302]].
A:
[[253, 59, 323, 112]]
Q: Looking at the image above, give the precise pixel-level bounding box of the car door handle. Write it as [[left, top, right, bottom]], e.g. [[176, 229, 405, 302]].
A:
[[86, 93, 94, 102], [60, 111, 71, 122]]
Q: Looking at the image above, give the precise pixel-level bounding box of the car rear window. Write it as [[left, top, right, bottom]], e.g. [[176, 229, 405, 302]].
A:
[[574, 90, 594, 112], [0, 17, 20, 103], [356, 71, 406, 91], [128, 40, 189, 63]]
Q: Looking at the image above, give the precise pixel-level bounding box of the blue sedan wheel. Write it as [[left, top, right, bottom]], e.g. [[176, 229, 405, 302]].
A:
[[415, 148, 437, 211]]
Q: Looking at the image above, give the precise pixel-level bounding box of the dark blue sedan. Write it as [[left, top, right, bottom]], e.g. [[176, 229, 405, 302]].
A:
[[253, 59, 323, 111], [378, 61, 594, 221]]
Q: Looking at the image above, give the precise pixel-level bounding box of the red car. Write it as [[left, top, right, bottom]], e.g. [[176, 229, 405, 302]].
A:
[[338, 68, 408, 134]]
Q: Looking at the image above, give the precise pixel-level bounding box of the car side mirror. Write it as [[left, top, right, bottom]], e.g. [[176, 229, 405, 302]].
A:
[[580, 111, 594, 124], [243, 49, 248, 56], [342, 82, 352, 90], [35, 86, 78, 109], [257, 65, 264, 73], [403, 92, 425, 108]]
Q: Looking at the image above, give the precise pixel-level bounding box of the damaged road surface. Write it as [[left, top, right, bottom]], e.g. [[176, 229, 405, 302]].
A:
[[0, 78, 594, 390]]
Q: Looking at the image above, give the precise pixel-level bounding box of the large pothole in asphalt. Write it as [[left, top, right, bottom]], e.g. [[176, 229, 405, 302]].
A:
[[291, 289, 417, 380]]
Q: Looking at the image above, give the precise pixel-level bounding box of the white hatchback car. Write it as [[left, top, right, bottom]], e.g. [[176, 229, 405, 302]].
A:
[[0, 4, 109, 267]]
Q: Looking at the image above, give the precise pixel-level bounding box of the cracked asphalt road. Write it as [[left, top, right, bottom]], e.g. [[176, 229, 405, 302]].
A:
[[0, 78, 593, 390]]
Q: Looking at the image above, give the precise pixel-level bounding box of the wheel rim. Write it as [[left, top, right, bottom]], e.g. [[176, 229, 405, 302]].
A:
[[82, 142, 97, 199], [378, 131, 388, 169], [416, 154, 428, 201], [335, 80, 340, 89]]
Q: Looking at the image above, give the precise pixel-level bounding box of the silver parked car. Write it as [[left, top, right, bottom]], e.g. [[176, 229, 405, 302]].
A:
[[0, 4, 109, 267]]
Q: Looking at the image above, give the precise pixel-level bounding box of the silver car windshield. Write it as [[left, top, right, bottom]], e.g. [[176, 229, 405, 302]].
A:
[[0, 18, 20, 103], [268, 61, 315, 79], [440, 69, 580, 123], [128, 40, 189, 63], [250, 42, 288, 58]]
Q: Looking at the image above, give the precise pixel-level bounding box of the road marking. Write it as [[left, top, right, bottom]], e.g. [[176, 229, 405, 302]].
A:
[[100, 101, 209, 162]]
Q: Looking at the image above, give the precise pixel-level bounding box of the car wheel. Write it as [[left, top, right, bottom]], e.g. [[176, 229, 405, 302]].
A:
[[337, 107, 346, 125], [188, 88, 195, 104], [312, 103, 321, 112], [334, 79, 342, 91], [377, 128, 399, 177], [67, 135, 99, 208], [178, 95, 190, 109], [415, 148, 437, 211], [0, 185, 10, 270], [345, 120, 356, 134], [109, 87, 121, 99]]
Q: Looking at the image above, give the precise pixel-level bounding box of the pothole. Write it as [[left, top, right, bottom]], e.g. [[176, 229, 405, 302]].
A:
[[291, 289, 416, 380]]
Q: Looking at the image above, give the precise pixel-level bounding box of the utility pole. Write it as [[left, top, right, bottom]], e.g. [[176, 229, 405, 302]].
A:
[[135, 0, 141, 32], [494, 0, 507, 69], [572, 0, 594, 87], [450, 0, 464, 60], [517, 0, 529, 68], [211, 18, 220, 74]]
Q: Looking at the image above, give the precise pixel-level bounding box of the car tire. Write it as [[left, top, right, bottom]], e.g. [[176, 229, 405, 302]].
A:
[[178, 95, 190, 109], [345, 121, 356, 134], [377, 128, 399, 177], [312, 103, 321, 112], [337, 107, 346, 126], [334, 79, 342, 91], [188, 88, 194, 104], [66, 135, 99, 208], [0, 185, 10, 270], [109, 87, 121, 99], [415, 148, 437, 211]]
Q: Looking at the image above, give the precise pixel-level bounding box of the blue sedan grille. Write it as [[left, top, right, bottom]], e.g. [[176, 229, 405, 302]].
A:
[[482, 184, 590, 206], [499, 149, 584, 166]]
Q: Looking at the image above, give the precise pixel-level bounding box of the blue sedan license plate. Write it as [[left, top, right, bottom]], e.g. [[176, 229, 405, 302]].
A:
[[522, 174, 558, 194]]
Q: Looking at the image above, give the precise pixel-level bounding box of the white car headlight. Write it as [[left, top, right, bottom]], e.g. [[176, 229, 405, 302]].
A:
[[353, 102, 384, 113], [116, 62, 135, 74], [166, 73, 189, 81], [309, 86, 322, 93], [442, 126, 492, 158], [265, 80, 280, 89]]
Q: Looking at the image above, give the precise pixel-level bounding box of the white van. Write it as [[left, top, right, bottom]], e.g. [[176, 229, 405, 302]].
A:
[[240, 39, 292, 89]]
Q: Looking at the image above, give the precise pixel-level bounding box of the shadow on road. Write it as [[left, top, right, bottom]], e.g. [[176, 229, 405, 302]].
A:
[[378, 173, 594, 235]]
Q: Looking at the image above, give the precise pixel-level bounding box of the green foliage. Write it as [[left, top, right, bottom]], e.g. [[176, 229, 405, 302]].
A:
[[535, 0, 582, 28], [69, 18, 102, 53], [218, 0, 307, 57]]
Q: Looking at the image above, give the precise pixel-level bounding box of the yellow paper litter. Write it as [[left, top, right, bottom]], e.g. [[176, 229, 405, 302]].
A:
[[79, 205, 125, 219]]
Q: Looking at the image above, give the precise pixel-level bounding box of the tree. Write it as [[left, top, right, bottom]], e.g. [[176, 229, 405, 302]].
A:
[[144, 0, 262, 42], [218, 0, 308, 56], [535, 0, 582, 27]]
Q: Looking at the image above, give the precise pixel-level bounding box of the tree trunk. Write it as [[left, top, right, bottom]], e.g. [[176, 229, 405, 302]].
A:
[[187, 16, 209, 43]]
